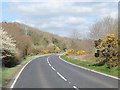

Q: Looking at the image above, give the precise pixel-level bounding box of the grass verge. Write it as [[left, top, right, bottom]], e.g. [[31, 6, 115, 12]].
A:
[[61, 55, 119, 78], [2, 56, 34, 86]]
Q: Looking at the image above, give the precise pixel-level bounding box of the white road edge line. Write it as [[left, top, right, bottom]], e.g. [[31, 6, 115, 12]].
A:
[[10, 54, 51, 88], [57, 72, 67, 81], [59, 56, 120, 80]]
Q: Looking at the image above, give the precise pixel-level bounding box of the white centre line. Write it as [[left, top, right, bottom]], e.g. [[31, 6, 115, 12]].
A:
[[49, 63, 51, 67], [51, 67, 56, 71], [57, 72, 67, 81], [47, 58, 50, 64], [73, 86, 79, 90], [47, 57, 52, 67], [47, 56, 79, 89]]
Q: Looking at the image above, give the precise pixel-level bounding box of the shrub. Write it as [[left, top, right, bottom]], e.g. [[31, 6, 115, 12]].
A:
[[1, 28, 20, 67], [94, 34, 119, 68], [64, 49, 75, 56], [76, 50, 85, 55], [41, 50, 50, 54], [2, 50, 20, 67], [53, 45, 61, 53], [64, 52, 69, 56]]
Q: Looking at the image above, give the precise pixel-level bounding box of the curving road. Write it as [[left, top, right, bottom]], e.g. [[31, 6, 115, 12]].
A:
[[12, 54, 118, 89]]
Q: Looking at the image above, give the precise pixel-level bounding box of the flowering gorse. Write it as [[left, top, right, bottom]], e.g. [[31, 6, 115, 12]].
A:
[[94, 34, 119, 68]]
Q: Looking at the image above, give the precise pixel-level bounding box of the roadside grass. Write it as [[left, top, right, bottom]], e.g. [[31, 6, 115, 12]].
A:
[[2, 56, 33, 86], [61, 55, 119, 78]]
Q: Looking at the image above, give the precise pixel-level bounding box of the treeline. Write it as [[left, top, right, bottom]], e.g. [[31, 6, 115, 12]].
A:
[[1, 16, 118, 68], [90, 16, 119, 68], [1, 22, 82, 67], [65, 16, 119, 68]]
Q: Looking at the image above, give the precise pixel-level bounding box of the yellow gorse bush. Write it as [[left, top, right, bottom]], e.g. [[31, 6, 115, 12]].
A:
[[106, 34, 115, 42], [64, 49, 86, 56], [41, 50, 50, 54], [67, 49, 75, 53], [76, 50, 85, 55], [64, 52, 69, 56], [64, 49, 75, 56], [94, 34, 119, 68]]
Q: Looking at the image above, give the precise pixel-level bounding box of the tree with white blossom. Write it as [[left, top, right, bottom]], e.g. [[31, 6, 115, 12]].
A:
[[0, 27, 20, 67]]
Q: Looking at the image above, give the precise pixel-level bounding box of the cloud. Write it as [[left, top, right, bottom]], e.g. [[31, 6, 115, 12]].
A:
[[6, 1, 117, 17], [39, 16, 88, 31], [2, 1, 118, 38]]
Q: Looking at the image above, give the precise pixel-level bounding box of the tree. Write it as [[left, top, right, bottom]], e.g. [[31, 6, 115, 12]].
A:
[[89, 16, 118, 39], [70, 30, 81, 40], [16, 35, 33, 57], [0, 27, 20, 67], [69, 30, 82, 50]]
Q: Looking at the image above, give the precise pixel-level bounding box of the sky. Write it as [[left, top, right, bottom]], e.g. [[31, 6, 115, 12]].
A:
[[1, 0, 118, 38]]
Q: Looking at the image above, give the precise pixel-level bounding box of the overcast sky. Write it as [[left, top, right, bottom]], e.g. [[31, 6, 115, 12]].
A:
[[1, 0, 118, 38]]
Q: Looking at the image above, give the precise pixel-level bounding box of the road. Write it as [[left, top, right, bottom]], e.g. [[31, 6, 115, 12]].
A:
[[13, 54, 118, 89]]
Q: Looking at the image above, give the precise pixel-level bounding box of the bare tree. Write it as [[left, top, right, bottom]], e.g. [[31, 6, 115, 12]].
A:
[[70, 30, 81, 40], [89, 16, 118, 39], [69, 30, 81, 50]]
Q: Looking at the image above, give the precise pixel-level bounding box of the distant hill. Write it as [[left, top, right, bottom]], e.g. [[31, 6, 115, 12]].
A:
[[1, 22, 93, 57], [1, 22, 72, 56]]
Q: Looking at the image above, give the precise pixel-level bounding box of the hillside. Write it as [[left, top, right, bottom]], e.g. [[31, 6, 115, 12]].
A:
[[1, 22, 94, 61], [1, 22, 73, 57]]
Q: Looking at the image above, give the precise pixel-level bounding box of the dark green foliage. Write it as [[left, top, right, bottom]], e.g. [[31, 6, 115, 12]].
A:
[[2, 50, 20, 68]]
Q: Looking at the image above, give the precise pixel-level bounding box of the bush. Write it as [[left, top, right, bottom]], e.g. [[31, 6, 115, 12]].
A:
[[94, 34, 119, 68], [64, 49, 86, 56], [54, 45, 61, 53], [76, 50, 85, 55], [1, 28, 20, 67], [2, 50, 20, 67], [64, 49, 75, 56], [41, 50, 50, 54]]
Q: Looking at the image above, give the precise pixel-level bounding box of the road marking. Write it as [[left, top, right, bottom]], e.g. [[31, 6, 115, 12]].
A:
[[73, 86, 79, 90], [51, 67, 56, 71], [47, 56, 67, 82], [47, 55, 80, 89], [57, 72, 67, 81], [59, 56, 120, 80], [49, 63, 51, 67], [10, 54, 51, 88], [47, 57, 50, 64], [47, 57, 52, 67]]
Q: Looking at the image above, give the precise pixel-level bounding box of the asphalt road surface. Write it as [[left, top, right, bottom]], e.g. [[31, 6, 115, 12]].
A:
[[13, 54, 119, 89]]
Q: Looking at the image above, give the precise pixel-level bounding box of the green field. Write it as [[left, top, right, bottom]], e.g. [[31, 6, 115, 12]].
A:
[[61, 55, 119, 77]]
